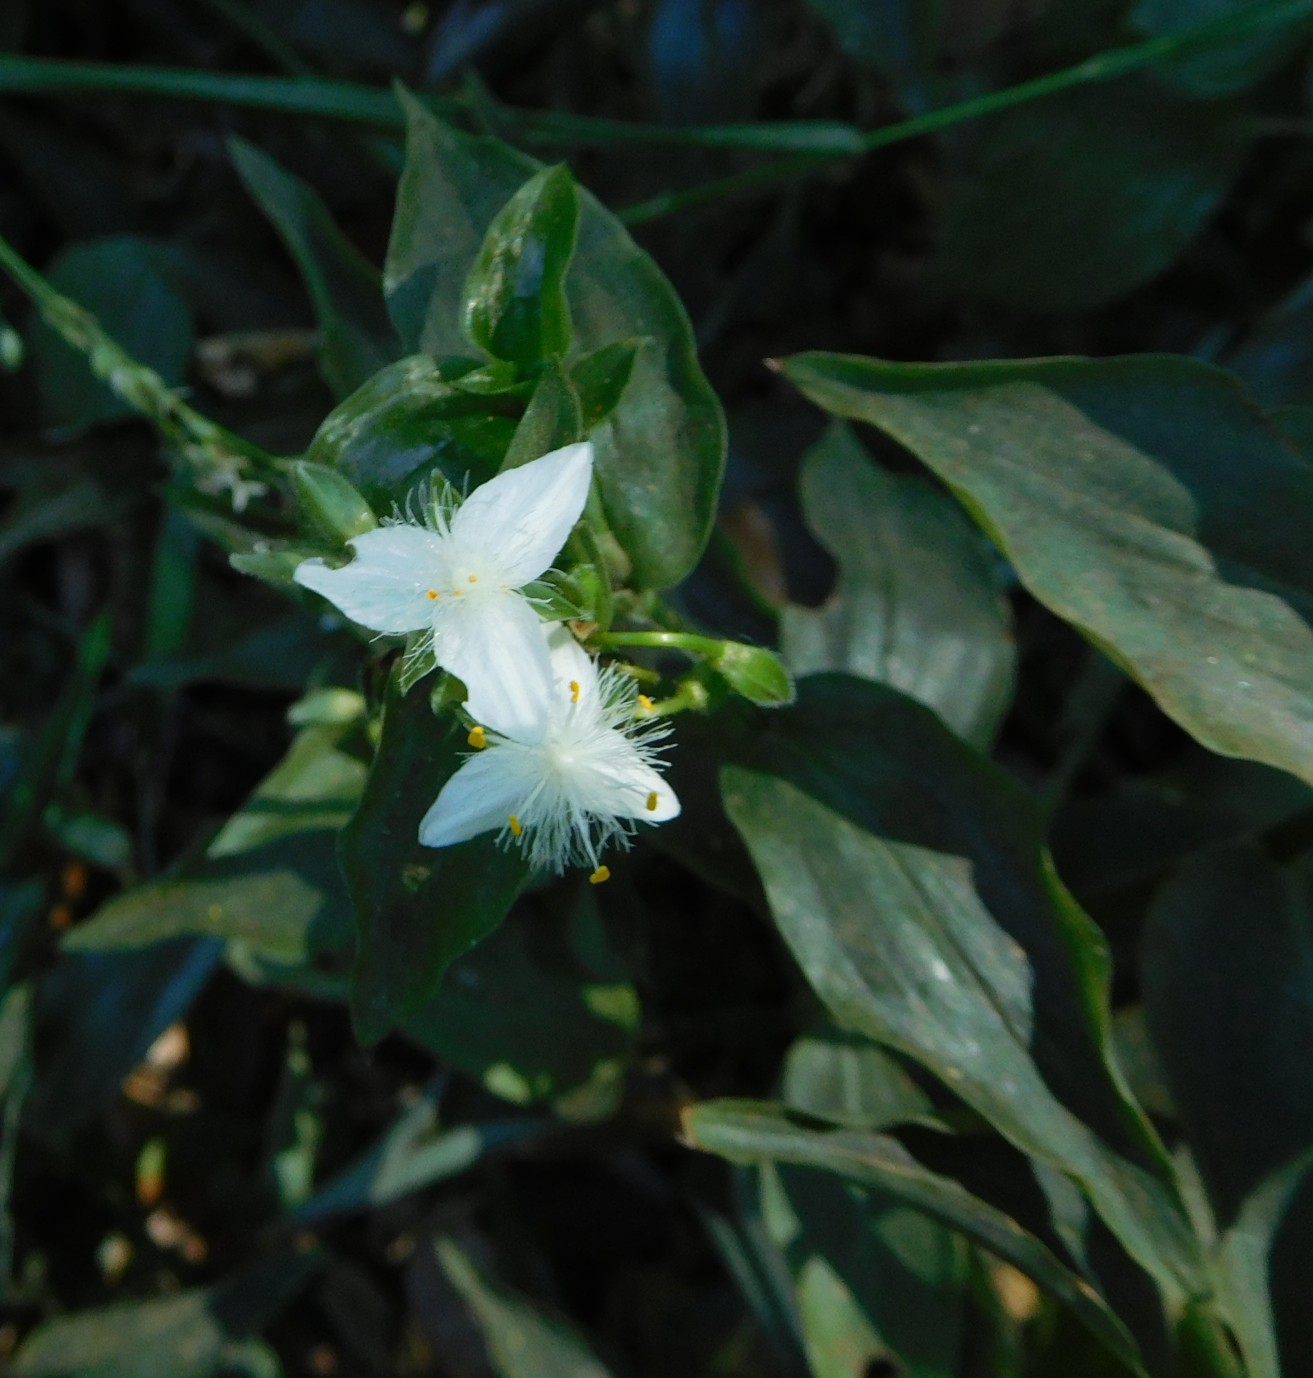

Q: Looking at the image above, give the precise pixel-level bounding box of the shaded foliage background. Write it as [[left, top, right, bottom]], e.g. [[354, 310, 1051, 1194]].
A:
[[4, 0, 1313, 1375]]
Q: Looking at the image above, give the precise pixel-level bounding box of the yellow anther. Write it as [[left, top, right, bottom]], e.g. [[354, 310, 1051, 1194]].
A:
[[426, 589, 440, 600], [589, 864, 611, 885], [508, 814, 523, 837], [467, 573, 478, 583], [637, 694, 654, 714], [569, 680, 580, 704], [646, 791, 659, 812], [467, 725, 487, 750], [451, 588, 463, 597]]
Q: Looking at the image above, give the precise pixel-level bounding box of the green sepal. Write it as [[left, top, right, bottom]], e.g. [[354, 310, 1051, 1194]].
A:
[[398, 631, 438, 695], [711, 642, 796, 707], [229, 546, 311, 590], [291, 459, 378, 546], [462, 164, 580, 367]]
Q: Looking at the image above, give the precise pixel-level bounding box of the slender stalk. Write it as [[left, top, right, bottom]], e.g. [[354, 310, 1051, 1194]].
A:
[[600, 629, 724, 658], [619, 0, 1313, 224], [0, 230, 280, 507]]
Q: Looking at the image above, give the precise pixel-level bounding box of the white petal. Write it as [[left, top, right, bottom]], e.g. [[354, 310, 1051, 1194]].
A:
[[418, 750, 533, 848], [294, 524, 446, 634], [544, 623, 600, 704], [434, 591, 553, 741], [611, 758, 682, 823], [451, 441, 593, 587]]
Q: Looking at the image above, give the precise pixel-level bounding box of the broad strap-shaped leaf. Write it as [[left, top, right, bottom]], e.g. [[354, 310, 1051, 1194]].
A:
[[684, 1100, 1145, 1375], [230, 138, 398, 398], [782, 352, 1313, 787], [384, 92, 725, 590], [780, 422, 1014, 746], [722, 676, 1199, 1294], [1142, 843, 1313, 1227], [434, 1236, 618, 1378], [934, 77, 1247, 311], [340, 673, 527, 1045], [11, 1251, 320, 1378]]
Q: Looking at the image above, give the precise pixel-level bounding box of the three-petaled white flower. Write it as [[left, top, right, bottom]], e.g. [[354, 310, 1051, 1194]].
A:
[[419, 623, 681, 877], [294, 442, 593, 738]]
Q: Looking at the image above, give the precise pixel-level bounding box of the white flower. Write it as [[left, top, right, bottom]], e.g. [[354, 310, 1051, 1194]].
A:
[[294, 442, 593, 738], [419, 624, 681, 878]]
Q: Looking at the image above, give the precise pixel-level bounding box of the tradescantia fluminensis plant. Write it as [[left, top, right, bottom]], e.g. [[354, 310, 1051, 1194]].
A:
[[5, 61, 1313, 1378]]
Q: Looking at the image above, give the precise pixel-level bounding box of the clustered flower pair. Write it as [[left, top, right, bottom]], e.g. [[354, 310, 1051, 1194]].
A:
[[294, 442, 679, 881]]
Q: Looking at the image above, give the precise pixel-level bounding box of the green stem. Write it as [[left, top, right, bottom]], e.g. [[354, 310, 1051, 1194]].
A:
[[600, 629, 723, 658], [0, 230, 281, 504], [619, 0, 1313, 224]]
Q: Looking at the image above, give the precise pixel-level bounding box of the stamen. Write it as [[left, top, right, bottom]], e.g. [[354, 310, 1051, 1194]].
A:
[[646, 791, 659, 812], [508, 814, 523, 837], [426, 589, 440, 600], [637, 694, 654, 713], [569, 680, 580, 704], [589, 865, 611, 885], [467, 573, 478, 583], [451, 588, 463, 597], [467, 725, 487, 749]]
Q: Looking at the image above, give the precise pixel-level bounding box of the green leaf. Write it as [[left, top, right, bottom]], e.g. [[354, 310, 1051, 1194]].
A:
[[781, 1029, 941, 1132], [403, 901, 638, 1115], [295, 1088, 545, 1223], [26, 938, 222, 1137], [462, 163, 580, 366], [64, 723, 364, 964], [229, 137, 397, 398], [340, 675, 528, 1045], [11, 1251, 320, 1378], [721, 676, 1198, 1293], [31, 235, 193, 434], [1142, 844, 1313, 1227], [684, 1100, 1146, 1375], [305, 353, 519, 511], [780, 423, 1015, 746], [782, 352, 1313, 788], [570, 339, 640, 429], [291, 459, 378, 545], [501, 356, 583, 471], [384, 93, 726, 589], [434, 1236, 618, 1378], [759, 1160, 966, 1378], [935, 78, 1247, 311], [1133, 0, 1313, 94]]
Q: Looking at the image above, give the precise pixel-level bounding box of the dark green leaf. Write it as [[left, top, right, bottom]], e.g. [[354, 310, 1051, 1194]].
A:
[[434, 1236, 618, 1378], [571, 339, 640, 429], [684, 1100, 1146, 1374], [295, 1089, 544, 1223], [501, 356, 583, 471], [722, 676, 1198, 1293], [305, 353, 519, 510], [404, 902, 638, 1115], [230, 137, 397, 398], [11, 1251, 320, 1378], [384, 94, 725, 588], [1133, 0, 1312, 94], [26, 938, 222, 1137], [341, 675, 528, 1045], [935, 79, 1247, 311], [462, 163, 579, 366], [1142, 844, 1313, 1226], [780, 422, 1015, 747], [32, 236, 192, 433], [759, 1161, 965, 1378], [782, 352, 1313, 788]]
